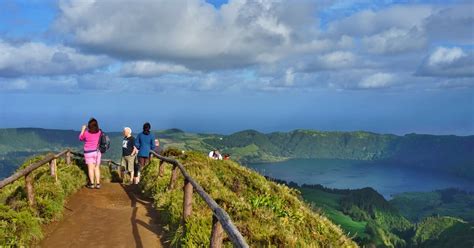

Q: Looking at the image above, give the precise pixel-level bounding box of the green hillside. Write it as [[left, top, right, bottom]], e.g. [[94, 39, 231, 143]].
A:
[[0, 149, 358, 247], [0, 128, 216, 178], [205, 129, 474, 179], [298, 184, 411, 247], [140, 152, 357, 247], [1, 128, 473, 179], [413, 216, 474, 248], [390, 189, 474, 222], [283, 182, 474, 248]]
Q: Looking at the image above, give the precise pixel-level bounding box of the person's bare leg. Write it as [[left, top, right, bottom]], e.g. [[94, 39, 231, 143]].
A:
[[136, 158, 145, 184], [87, 164, 95, 185], [95, 164, 101, 185]]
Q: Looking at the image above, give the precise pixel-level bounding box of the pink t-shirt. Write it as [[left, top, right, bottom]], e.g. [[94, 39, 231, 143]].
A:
[[79, 130, 101, 152]]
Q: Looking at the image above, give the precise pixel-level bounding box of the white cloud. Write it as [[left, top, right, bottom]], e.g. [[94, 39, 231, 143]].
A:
[[55, 0, 333, 70], [1, 1, 471, 94], [362, 27, 426, 54], [0, 76, 78, 92], [303, 51, 358, 72], [436, 78, 474, 89], [0, 79, 28, 90], [328, 5, 433, 36], [424, 4, 474, 44], [358, 72, 394, 89], [0, 39, 109, 77], [284, 68, 295, 86], [417, 47, 474, 78], [321, 51, 356, 68], [428, 47, 466, 66], [120, 61, 192, 77]]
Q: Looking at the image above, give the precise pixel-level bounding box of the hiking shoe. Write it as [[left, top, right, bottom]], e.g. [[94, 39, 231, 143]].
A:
[[95, 184, 101, 189], [86, 183, 94, 189]]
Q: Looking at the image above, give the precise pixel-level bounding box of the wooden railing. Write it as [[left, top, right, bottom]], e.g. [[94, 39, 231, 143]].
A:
[[0, 149, 249, 247], [0, 149, 122, 207], [70, 151, 121, 168], [150, 150, 249, 248], [0, 149, 74, 207]]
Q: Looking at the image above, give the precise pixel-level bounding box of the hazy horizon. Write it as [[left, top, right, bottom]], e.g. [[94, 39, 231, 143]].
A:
[[1, 123, 472, 137]]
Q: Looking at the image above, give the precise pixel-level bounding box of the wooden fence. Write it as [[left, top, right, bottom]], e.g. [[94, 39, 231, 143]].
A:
[[0, 149, 249, 248], [0, 149, 73, 207], [150, 150, 249, 248]]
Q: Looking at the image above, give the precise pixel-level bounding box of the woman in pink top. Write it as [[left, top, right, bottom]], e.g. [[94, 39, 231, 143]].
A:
[[79, 118, 102, 189]]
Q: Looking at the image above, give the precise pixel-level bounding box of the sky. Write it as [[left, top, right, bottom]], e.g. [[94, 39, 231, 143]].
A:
[[0, 0, 473, 135]]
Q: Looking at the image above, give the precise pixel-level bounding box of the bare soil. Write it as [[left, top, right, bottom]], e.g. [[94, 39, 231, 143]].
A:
[[40, 183, 166, 248]]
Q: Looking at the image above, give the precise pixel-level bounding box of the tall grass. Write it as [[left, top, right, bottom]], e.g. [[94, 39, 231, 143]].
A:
[[0, 155, 110, 246], [140, 151, 357, 247]]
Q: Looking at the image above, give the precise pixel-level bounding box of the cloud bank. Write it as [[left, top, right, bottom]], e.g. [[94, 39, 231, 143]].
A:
[[0, 0, 473, 93]]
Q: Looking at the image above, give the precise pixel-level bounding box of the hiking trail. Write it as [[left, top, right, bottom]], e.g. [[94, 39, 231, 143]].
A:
[[40, 182, 166, 248]]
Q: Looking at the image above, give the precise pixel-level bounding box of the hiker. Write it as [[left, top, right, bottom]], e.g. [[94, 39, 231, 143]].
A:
[[149, 138, 163, 163], [223, 154, 231, 160], [79, 118, 102, 189], [121, 127, 137, 184], [208, 150, 223, 160], [153, 138, 164, 155], [134, 122, 156, 184]]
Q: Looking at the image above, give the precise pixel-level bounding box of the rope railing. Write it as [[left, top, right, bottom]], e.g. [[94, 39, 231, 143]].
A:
[[150, 150, 249, 248]]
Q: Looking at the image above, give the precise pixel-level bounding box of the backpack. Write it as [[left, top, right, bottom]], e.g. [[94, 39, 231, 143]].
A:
[[98, 130, 110, 153]]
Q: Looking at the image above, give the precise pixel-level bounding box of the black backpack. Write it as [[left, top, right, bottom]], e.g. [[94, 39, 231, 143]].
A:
[[98, 130, 110, 153]]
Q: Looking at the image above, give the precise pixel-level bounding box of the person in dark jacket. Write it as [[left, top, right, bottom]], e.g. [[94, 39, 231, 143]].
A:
[[121, 127, 137, 184], [134, 122, 155, 184]]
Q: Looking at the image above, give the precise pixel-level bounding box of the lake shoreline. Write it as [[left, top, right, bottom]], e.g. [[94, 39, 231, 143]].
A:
[[245, 158, 474, 199]]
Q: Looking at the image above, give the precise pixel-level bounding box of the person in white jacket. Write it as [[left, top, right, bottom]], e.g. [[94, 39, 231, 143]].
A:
[[208, 150, 222, 160]]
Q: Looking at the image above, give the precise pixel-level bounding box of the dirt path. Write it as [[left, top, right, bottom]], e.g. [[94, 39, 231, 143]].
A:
[[40, 183, 166, 248]]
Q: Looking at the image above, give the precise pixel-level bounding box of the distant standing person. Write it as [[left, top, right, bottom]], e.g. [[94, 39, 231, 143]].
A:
[[152, 138, 165, 176], [223, 154, 231, 160], [153, 138, 163, 155], [149, 138, 163, 163], [121, 127, 137, 184], [79, 118, 102, 189], [208, 150, 223, 160], [134, 122, 155, 184]]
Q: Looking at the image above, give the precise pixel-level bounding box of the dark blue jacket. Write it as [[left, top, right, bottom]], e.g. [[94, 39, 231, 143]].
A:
[[135, 132, 156, 158]]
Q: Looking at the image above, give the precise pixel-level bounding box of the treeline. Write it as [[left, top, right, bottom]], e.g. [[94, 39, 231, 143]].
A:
[[205, 129, 474, 179]]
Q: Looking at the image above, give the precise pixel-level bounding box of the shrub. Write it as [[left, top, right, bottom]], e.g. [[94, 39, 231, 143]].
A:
[[140, 151, 357, 247], [0, 156, 88, 246]]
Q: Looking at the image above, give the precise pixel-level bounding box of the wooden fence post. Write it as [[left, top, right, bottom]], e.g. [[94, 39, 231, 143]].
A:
[[66, 150, 71, 165], [210, 214, 224, 248], [169, 165, 179, 189], [182, 178, 193, 229], [159, 160, 165, 177], [50, 159, 57, 182], [25, 172, 35, 208]]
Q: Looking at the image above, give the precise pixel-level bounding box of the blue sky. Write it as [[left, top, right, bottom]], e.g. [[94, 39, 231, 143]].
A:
[[0, 0, 473, 135]]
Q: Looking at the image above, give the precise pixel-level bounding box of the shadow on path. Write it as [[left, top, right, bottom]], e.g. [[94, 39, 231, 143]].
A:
[[120, 183, 170, 248]]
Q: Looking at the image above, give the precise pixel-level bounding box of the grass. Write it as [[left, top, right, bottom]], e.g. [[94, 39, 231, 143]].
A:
[[412, 216, 474, 247], [390, 189, 474, 222], [300, 187, 368, 240], [0, 154, 111, 246], [140, 151, 357, 247]]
